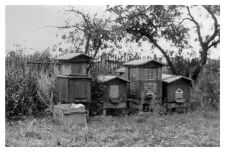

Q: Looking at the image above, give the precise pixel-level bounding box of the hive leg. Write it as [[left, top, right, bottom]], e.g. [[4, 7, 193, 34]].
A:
[[103, 109, 106, 116]]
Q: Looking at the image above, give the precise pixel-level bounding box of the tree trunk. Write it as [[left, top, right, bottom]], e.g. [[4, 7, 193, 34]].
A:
[[151, 39, 177, 75]]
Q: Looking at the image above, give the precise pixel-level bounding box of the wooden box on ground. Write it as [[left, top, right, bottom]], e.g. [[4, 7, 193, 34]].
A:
[[53, 104, 86, 125], [98, 75, 130, 116]]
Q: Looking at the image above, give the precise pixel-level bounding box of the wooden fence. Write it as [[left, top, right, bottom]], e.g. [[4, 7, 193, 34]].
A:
[[88, 52, 164, 75], [6, 52, 165, 76]]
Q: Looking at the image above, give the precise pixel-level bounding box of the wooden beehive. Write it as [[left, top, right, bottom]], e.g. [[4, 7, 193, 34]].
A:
[[57, 75, 91, 104], [56, 53, 92, 105], [123, 59, 165, 111], [53, 104, 86, 125], [162, 74, 192, 110], [98, 75, 130, 116], [124, 59, 164, 99]]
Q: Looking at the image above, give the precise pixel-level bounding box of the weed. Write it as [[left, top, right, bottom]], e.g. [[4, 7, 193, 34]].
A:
[[5, 110, 220, 147], [25, 131, 42, 139]]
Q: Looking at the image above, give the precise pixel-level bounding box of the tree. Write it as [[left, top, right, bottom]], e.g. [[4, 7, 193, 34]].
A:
[[51, 6, 114, 72], [107, 5, 220, 80], [183, 5, 220, 80], [170, 55, 200, 78]]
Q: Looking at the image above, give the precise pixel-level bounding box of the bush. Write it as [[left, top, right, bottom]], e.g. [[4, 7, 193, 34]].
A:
[[198, 61, 220, 110], [5, 51, 53, 120], [5, 69, 48, 120], [89, 79, 105, 117], [37, 67, 59, 108]]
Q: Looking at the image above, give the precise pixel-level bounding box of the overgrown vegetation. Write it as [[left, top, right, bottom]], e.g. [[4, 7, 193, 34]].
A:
[[89, 79, 105, 116], [198, 60, 220, 110], [5, 110, 219, 147], [5, 50, 58, 120], [5, 67, 48, 120]]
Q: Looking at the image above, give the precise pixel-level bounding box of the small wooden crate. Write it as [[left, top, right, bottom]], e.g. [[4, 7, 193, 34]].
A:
[[53, 104, 86, 126]]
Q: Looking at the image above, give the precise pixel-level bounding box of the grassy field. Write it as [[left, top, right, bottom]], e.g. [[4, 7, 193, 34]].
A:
[[5, 110, 220, 147]]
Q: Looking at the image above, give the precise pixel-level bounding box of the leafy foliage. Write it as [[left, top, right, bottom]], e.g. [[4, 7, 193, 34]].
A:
[[56, 7, 114, 55], [89, 78, 105, 117], [170, 55, 200, 78], [5, 50, 58, 120], [107, 5, 220, 80], [198, 60, 220, 110], [107, 5, 190, 74], [5, 66, 48, 120]]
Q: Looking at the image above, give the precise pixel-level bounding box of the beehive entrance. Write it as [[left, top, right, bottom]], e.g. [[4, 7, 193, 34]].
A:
[[175, 88, 184, 103]]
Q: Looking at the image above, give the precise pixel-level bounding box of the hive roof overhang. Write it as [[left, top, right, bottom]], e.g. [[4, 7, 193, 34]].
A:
[[123, 59, 165, 67], [56, 53, 93, 60], [97, 75, 130, 83], [162, 74, 192, 85], [115, 67, 126, 73]]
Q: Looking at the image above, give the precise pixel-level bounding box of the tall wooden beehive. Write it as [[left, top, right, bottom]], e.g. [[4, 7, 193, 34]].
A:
[[123, 59, 165, 111], [56, 53, 92, 106]]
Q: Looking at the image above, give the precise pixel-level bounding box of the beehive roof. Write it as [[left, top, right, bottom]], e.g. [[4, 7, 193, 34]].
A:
[[98, 75, 130, 83], [123, 59, 165, 66], [162, 74, 192, 84], [56, 53, 92, 60], [115, 67, 125, 73]]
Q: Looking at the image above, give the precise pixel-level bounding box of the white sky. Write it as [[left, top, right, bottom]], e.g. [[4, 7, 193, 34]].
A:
[[5, 5, 220, 59]]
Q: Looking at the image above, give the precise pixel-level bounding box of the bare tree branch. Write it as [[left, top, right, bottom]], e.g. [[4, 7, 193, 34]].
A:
[[45, 25, 86, 33], [208, 40, 220, 49], [65, 9, 95, 29], [186, 6, 203, 46], [178, 17, 193, 25], [202, 5, 219, 45]]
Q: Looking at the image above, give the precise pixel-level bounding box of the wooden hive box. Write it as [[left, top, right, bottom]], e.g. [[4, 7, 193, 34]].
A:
[[98, 75, 130, 115], [123, 59, 165, 111], [53, 104, 86, 126], [57, 75, 92, 104], [56, 53, 92, 76], [162, 74, 192, 110]]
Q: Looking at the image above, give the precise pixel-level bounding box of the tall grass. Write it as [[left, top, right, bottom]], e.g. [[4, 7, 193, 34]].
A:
[[192, 60, 220, 110], [5, 110, 219, 147], [5, 50, 59, 120]]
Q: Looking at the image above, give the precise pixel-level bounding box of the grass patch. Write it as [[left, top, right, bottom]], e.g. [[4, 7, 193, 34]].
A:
[[5, 110, 220, 147]]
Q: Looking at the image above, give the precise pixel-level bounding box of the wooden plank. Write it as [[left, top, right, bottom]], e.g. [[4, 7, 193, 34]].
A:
[[143, 68, 148, 80], [167, 102, 190, 109], [104, 102, 126, 109], [27, 61, 60, 64], [71, 63, 87, 75]]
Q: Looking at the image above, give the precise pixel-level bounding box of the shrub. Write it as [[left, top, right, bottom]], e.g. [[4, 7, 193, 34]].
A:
[[198, 61, 220, 110], [37, 67, 59, 109], [89, 79, 105, 117], [5, 68, 49, 120], [5, 51, 52, 120]]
